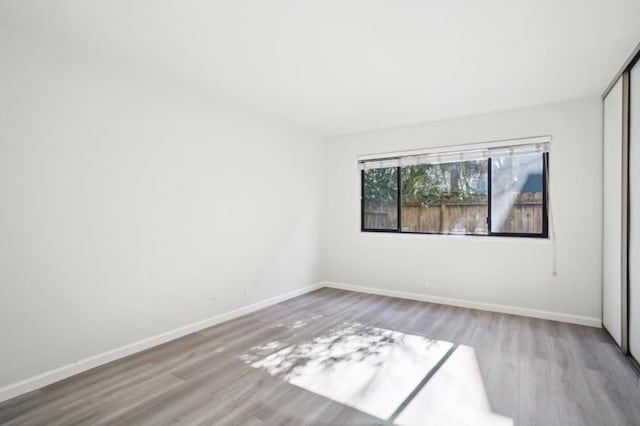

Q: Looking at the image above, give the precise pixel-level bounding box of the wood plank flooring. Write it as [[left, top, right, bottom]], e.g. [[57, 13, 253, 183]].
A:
[[1, 288, 639, 425]]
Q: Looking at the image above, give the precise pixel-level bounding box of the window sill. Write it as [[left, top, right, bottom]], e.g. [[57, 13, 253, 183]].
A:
[[359, 230, 553, 245]]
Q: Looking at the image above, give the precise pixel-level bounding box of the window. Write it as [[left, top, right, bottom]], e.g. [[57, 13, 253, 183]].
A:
[[360, 137, 549, 238], [490, 153, 546, 235], [401, 161, 488, 234], [362, 167, 398, 230]]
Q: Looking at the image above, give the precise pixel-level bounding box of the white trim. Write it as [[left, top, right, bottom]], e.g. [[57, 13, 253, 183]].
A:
[[0, 279, 601, 403], [358, 230, 553, 245], [0, 283, 323, 403], [323, 281, 601, 328]]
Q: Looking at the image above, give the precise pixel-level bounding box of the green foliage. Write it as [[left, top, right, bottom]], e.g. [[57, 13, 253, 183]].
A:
[[363, 167, 397, 205], [402, 161, 487, 206], [364, 161, 487, 207]]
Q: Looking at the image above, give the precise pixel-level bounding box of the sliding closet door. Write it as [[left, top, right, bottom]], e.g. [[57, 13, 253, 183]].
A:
[[629, 63, 640, 358], [603, 77, 624, 346]]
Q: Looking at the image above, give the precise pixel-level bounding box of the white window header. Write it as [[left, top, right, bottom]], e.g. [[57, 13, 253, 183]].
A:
[[358, 136, 550, 170]]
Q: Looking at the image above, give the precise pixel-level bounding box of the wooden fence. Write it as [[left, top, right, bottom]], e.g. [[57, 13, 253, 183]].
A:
[[364, 193, 543, 234]]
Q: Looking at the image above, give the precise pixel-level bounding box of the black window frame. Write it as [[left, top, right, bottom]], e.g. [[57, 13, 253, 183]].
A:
[[360, 152, 549, 239]]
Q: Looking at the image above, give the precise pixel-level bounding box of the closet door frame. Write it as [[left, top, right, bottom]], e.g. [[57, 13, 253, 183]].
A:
[[602, 44, 640, 374], [627, 55, 640, 372], [602, 75, 627, 349], [622, 70, 629, 355]]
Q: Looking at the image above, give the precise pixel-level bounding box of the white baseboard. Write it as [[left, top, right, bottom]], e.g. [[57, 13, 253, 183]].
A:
[[323, 281, 601, 328], [0, 280, 601, 404], [0, 282, 323, 404]]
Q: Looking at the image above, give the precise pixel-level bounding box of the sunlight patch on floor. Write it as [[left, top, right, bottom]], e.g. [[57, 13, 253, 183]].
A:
[[240, 322, 512, 426], [396, 344, 513, 426]]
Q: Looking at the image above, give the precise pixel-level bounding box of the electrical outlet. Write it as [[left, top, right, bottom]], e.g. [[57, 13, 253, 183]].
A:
[[423, 277, 429, 286], [208, 297, 217, 307]]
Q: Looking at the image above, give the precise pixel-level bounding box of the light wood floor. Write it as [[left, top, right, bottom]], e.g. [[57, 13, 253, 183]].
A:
[[1, 288, 640, 425]]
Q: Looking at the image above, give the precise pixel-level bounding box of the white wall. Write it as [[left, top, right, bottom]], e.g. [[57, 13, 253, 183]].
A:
[[324, 99, 602, 323], [0, 29, 324, 390]]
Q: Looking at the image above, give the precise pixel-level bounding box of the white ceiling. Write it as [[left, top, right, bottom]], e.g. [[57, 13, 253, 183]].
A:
[[1, 0, 640, 135]]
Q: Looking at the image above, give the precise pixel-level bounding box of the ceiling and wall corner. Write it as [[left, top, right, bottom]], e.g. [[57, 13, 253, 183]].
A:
[[0, 0, 639, 136]]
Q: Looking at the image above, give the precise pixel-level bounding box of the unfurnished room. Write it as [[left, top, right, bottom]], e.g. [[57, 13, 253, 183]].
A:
[[1, 1, 640, 425]]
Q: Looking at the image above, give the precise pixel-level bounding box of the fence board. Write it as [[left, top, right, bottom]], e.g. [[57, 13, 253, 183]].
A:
[[364, 194, 542, 234]]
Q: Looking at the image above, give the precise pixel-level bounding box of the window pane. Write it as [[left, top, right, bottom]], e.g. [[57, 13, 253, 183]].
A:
[[363, 167, 398, 230], [490, 153, 544, 234], [401, 161, 488, 234]]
